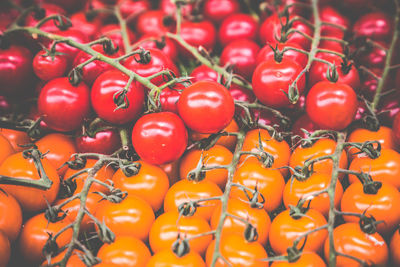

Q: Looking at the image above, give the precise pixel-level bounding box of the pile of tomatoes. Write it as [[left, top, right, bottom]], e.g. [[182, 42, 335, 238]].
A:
[[0, 0, 400, 266]]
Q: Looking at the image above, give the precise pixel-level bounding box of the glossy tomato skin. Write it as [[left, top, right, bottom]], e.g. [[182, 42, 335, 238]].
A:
[[48, 29, 89, 64], [0, 230, 10, 267], [96, 24, 136, 53], [306, 81, 358, 130], [159, 84, 183, 113], [256, 42, 308, 68], [291, 114, 320, 139], [33, 50, 68, 81], [203, 0, 240, 24], [131, 112, 188, 165], [38, 77, 90, 132], [91, 70, 145, 124], [0, 190, 22, 242], [319, 6, 349, 38], [190, 65, 219, 83], [352, 12, 393, 41], [147, 250, 206, 267], [270, 251, 326, 267], [390, 229, 400, 266], [179, 21, 217, 56], [75, 128, 121, 155], [0, 135, 14, 166], [252, 58, 306, 108], [136, 34, 178, 61], [218, 14, 259, 47], [69, 11, 102, 40], [135, 10, 173, 36], [177, 81, 235, 134], [0, 45, 33, 96], [324, 223, 388, 267]]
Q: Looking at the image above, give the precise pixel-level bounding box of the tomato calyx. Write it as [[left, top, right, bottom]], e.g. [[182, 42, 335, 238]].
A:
[[178, 201, 198, 217], [68, 68, 83, 86], [42, 232, 59, 261], [45, 206, 67, 223], [244, 223, 259, 242], [58, 179, 78, 199], [120, 161, 141, 177], [359, 214, 381, 235], [346, 140, 381, 159], [326, 64, 339, 83], [172, 234, 191, 257], [65, 155, 87, 170], [353, 171, 383, 195], [288, 199, 311, 220]]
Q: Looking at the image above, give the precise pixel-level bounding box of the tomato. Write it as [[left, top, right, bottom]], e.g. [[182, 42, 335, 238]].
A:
[[290, 138, 348, 180], [308, 53, 360, 90], [33, 50, 68, 81], [206, 234, 268, 267], [177, 81, 235, 134], [230, 161, 285, 213], [190, 65, 219, 83], [270, 251, 326, 267], [131, 112, 188, 165], [64, 158, 115, 194], [348, 149, 400, 189], [75, 128, 121, 155], [69, 11, 102, 40], [390, 228, 400, 266], [283, 173, 343, 218], [149, 211, 212, 255], [324, 223, 388, 267], [73, 44, 121, 86], [41, 250, 86, 267], [220, 39, 260, 80], [256, 42, 308, 68], [378, 91, 400, 126], [163, 179, 223, 221], [180, 145, 233, 188], [91, 70, 145, 125], [18, 213, 73, 264], [203, 0, 240, 24], [24, 3, 66, 33], [252, 58, 306, 108], [113, 161, 169, 211], [49, 29, 89, 64], [96, 24, 136, 52], [392, 112, 400, 146], [306, 81, 358, 130], [179, 20, 217, 56], [241, 129, 291, 177], [341, 182, 400, 236], [160, 0, 193, 17], [0, 129, 31, 152], [36, 133, 77, 176], [319, 6, 349, 38], [357, 41, 388, 68], [136, 34, 178, 61], [119, 0, 150, 25], [0, 231, 10, 267], [269, 209, 328, 255], [38, 77, 90, 132], [146, 249, 206, 267], [135, 10, 173, 36], [159, 83, 184, 113], [95, 195, 155, 242], [291, 114, 320, 139], [0, 134, 14, 166], [0, 96, 11, 115], [0, 45, 33, 96], [159, 159, 181, 185], [97, 236, 151, 267], [347, 126, 396, 162], [210, 198, 271, 246], [218, 14, 259, 47], [352, 12, 393, 41], [0, 190, 22, 242], [0, 152, 60, 212]]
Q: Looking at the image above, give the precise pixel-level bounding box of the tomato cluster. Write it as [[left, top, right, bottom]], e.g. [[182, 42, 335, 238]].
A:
[[0, 0, 400, 266]]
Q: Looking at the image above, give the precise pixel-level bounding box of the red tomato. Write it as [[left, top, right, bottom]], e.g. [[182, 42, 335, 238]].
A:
[[69, 11, 102, 40], [177, 81, 235, 134], [38, 77, 90, 132], [91, 70, 145, 125], [24, 3, 66, 33], [190, 65, 219, 83], [352, 12, 393, 41], [252, 58, 306, 108], [203, 0, 240, 24], [179, 20, 217, 56], [218, 13, 259, 46], [49, 29, 89, 64], [256, 42, 308, 68], [131, 112, 188, 165], [96, 24, 136, 52], [136, 34, 178, 61], [306, 81, 358, 130], [319, 6, 349, 37], [33, 50, 68, 81], [75, 128, 121, 155], [0, 190, 22, 242], [291, 114, 320, 139], [135, 10, 173, 36]]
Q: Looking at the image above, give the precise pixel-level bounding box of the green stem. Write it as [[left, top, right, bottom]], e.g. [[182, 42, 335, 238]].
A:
[[114, 5, 132, 53]]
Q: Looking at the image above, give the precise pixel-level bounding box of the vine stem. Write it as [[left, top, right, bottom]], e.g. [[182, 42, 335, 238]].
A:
[[371, 0, 400, 111], [114, 5, 132, 53]]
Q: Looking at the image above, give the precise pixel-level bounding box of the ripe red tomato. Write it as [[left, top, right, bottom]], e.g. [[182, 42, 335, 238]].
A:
[[96, 24, 136, 52], [352, 12, 393, 41], [131, 112, 188, 165], [179, 20, 217, 56], [136, 34, 178, 61], [306, 81, 358, 130], [190, 65, 219, 83], [24, 3, 66, 33], [135, 10, 173, 36], [218, 13, 259, 46], [33, 50, 68, 81], [0, 190, 22, 242], [91, 70, 145, 124], [177, 81, 235, 134], [256, 42, 308, 68], [38, 77, 90, 132], [319, 6, 349, 38], [69, 11, 102, 40], [252, 57, 306, 108], [203, 0, 240, 24], [75, 128, 121, 155]]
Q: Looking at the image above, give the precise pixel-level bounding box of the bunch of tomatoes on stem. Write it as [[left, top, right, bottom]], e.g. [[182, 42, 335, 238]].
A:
[[0, 0, 400, 266]]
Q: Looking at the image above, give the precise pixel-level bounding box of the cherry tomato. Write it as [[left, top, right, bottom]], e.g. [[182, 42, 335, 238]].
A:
[[252, 58, 306, 108], [135, 10, 173, 36], [324, 223, 388, 267], [159, 159, 181, 185], [119, 0, 150, 26], [291, 114, 320, 139], [270, 251, 326, 267], [158, 83, 184, 113], [319, 6, 349, 38], [269, 209, 328, 255], [41, 250, 87, 267], [75, 128, 121, 155], [97, 236, 151, 267], [177, 81, 235, 134], [306, 81, 358, 130], [0, 190, 22, 242], [190, 65, 219, 83], [91, 70, 145, 125], [179, 20, 217, 56], [69, 11, 102, 40], [0, 152, 60, 212], [149, 211, 212, 255], [203, 0, 240, 24], [392, 112, 400, 146], [96, 24, 136, 52], [38, 77, 90, 132], [113, 160, 169, 211], [0, 129, 31, 152], [218, 13, 259, 47], [24, 3, 66, 33], [160, 0, 193, 17], [390, 228, 400, 266], [95, 195, 155, 242], [136, 34, 178, 61], [0, 231, 10, 267], [131, 112, 188, 165], [18, 213, 73, 264], [49, 29, 89, 64], [0, 134, 14, 166], [352, 12, 393, 41], [147, 249, 206, 267], [256, 42, 308, 68], [33, 50, 68, 81]]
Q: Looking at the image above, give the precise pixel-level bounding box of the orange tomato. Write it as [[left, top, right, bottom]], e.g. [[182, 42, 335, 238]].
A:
[[0, 151, 60, 212], [290, 138, 348, 179], [348, 149, 400, 189], [95, 195, 155, 242], [149, 211, 212, 256], [97, 236, 151, 267], [390, 228, 400, 266], [179, 144, 233, 188], [269, 209, 328, 255], [0, 189, 22, 241], [146, 249, 206, 267], [164, 179, 222, 222], [36, 133, 77, 176], [0, 129, 31, 152], [230, 161, 285, 212], [18, 213, 73, 264], [206, 234, 268, 267], [0, 134, 14, 165], [241, 128, 290, 177], [283, 173, 343, 218], [0, 230, 10, 267], [113, 161, 169, 211], [324, 223, 388, 267], [210, 198, 271, 246], [270, 251, 326, 267], [41, 250, 87, 267]]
